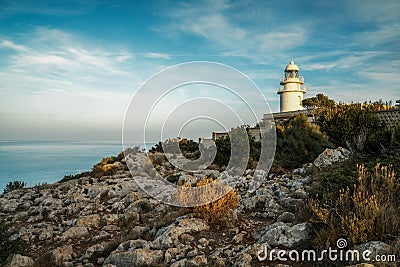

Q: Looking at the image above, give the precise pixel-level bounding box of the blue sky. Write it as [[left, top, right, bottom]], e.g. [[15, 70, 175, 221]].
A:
[[0, 0, 399, 141]]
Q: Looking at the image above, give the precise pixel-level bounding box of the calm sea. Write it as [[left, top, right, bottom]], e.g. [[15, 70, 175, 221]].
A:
[[0, 140, 155, 193]]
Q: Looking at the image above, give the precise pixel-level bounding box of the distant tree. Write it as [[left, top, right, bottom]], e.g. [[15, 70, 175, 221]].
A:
[[150, 142, 163, 153], [213, 136, 231, 168], [213, 125, 260, 170], [302, 93, 335, 122], [150, 139, 200, 158]]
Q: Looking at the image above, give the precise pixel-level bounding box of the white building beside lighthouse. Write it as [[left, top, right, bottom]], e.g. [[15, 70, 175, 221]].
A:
[[277, 60, 306, 112]]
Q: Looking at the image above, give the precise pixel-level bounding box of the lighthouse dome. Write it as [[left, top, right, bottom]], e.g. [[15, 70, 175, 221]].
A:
[[285, 60, 299, 71]]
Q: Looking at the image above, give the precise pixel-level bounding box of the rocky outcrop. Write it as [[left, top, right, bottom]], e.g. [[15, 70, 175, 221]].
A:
[[152, 217, 210, 249], [0, 147, 359, 266], [253, 222, 312, 248], [313, 147, 351, 169]]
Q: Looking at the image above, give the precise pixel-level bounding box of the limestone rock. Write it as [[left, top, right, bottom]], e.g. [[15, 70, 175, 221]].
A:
[[164, 247, 186, 264], [152, 218, 209, 249], [0, 149, 326, 266], [1, 199, 19, 212], [61, 226, 89, 241], [254, 222, 311, 248], [6, 254, 34, 267], [313, 147, 351, 169], [232, 233, 244, 244], [346, 264, 374, 267], [84, 241, 114, 259], [103, 248, 164, 267], [277, 211, 296, 223], [116, 239, 150, 251], [357, 241, 391, 260]]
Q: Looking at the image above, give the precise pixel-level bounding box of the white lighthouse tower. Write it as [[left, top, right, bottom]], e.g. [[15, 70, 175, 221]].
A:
[[277, 60, 306, 112]]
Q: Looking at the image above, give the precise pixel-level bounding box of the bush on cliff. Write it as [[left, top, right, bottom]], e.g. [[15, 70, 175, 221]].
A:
[[213, 125, 262, 170], [150, 139, 200, 160], [212, 118, 332, 171], [3, 181, 26, 194], [315, 101, 400, 158], [61, 155, 122, 182], [273, 114, 333, 170]]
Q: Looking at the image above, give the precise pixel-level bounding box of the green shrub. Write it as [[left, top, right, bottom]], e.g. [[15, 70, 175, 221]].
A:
[[150, 139, 201, 160], [61, 171, 92, 182], [3, 181, 26, 194], [274, 114, 333, 170], [213, 125, 260, 170], [211, 118, 332, 172], [317, 103, 398, 156], [213, 136, 231, 168], [311, 153, 400, 202]]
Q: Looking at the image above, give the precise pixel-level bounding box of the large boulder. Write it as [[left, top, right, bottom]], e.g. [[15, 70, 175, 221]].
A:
[[313, 147, 351, 169], [152, 218, 210, 249], [253, 222, 312, 248]]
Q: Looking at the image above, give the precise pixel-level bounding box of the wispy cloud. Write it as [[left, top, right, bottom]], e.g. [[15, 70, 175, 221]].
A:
[[159, 0, 310, 64], [0, 40, 27, 51], [1, 27, 139, 94], [144, 52, 171, 60]]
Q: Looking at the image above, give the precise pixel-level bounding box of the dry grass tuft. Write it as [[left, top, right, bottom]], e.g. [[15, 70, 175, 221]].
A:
[[309, 164, 400, 249], [176, 177, 240, 225]]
